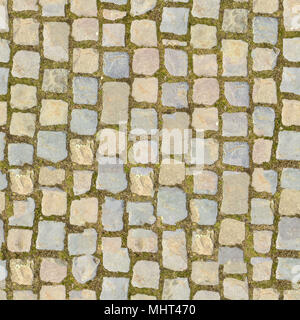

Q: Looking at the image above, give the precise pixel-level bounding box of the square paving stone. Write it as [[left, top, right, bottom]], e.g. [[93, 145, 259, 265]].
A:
[[277, 131, 300, 160], [218, 247, 246, 274], [10, 112, 36, 137], [281, 168, 300, 190], [251, 198, 274, 225], [40, 0, 67, 16], [130, 20, 157, 47], [73, 48, 99, 74], [40, 99, 68, 126], [277, 217, 300, 250], [130, 167, 154, 196], [130, 108, 157, 135], [127, 228, 158, 253], [72, 18, 99, 41], [253, 107, 275, 137], [70, 109, 98, 136], [68, 229, 97, 255], [190, 199, 218, 225], [193, 78, 219, 106], [164, 49, 188, 77], [8, 143, 34, 166], [252, 168, 278, 195], [191, 24, 217, 49], [70, 197, 98, 226], [37, 131, 67, 163], [193, 170, 218, 195], [222, 9, 248, 33], [192, 0, 220, 19], [103, 52, 129, 79], [132, 48, 159, 75], [224, 82, 249, 107], [276, 257, 300, 281], [193, 54, 218, 77], [13, 0, 38, 11], [12, 50, 40, 79], [102, 197, 124, 232], [157, 187, 187, 225], [162, 278, 190, 300], [160, 7, 189, 35], [222, 112, 248, 137], [13, 18, 39, 46], [282, 99, 300, 126], [73, 77, 98, 105], [192, 108, 218, 132], [162, 82, 189, 108], [70, 0, 97, 17], [127, 202, 155, 226], [132, 261, 160, 289], [100, 277, 129, 300], [130, 0, 156, 16], [279, 189, 300, 216], [41, 188, 67, 217], [252, 48, 279, 71], [253, 17, 278, 45], [254, 0, 279, 13], [9, 198, 35, 227], [132, 77, 158, 103], [70, 138, 94, 165], [223, 142, 249, 168], [283, 38, 300, 62], [36, 221, 65, 251], [42, 69, 69, 93], [0, 133, 4, 162], [11, 84, 37, 110], [280, 67, 300, 95], [191, 261, 219, 285], [102, 24, 125, 47]]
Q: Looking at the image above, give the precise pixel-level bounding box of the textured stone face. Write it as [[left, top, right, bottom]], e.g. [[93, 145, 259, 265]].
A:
[[160, 8, 189, 35]]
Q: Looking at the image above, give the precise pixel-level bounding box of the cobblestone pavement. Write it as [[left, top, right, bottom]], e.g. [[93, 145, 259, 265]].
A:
[[0, 0, 300, 300]]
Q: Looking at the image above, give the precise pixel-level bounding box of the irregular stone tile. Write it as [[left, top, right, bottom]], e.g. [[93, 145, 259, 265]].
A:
[[281, 168, 300, 190], [73, 48, 99, 74], [36, 221, 65, 251], [253, 17, 278, 45], [13, 0, 38, 11], [277, 217, 300, 250], [104, 9, 127, 20], [0, 0, 9, 32], [192, 230, 214, 256], [282, 99, 300, 126], [193, 54, 218, 77], [42, 69, 69, 93], [194, 170, 218, 195], [102, 23, 125, 47], [222, 112, 248, 137], [0, 102, 7, 125], [70, 0, 97, 17], [162, 278, 190, 300], [9, 169, 34, 195], [253, 139, 273, 164], [40, 258, 67, 283], [101, 197, 124, 231], [222, 9, 248, 33], [253, 231, 273, 254], [100, 277, 129, 300], [251, 198, 274, 225], [277, 131, 300, 160], [192, 0, 220, 19], [254, 0, 279, 13], [252, 48, 279, 71], [190, 199, 218, 226], [164, 49, 187, 77], [132, 77, 158, 103], [102, 237, 130, 272], [68, 229, 97, 255], [193, 78, 219, 105], [219, 219, 245, 245], [7, 229, 32, 252], [70, 109, 98, 136], [162, 82, 188, 108], [133, 48, 159, 75], [39, 167, 65, 186], [37, 131, 67, 163], [10, 112, 36, 137], [127, 228, 158, 253], [218, 247, 246, 274], [224, 82, 249, 107], [252, 168, 277, 195], [103, 52, 129, 79], [70, 198, 98, 226], [72, 255, 99, 284], [13, 18, 39, 45], [276, 257, 300, 281], [8, 143, 34, 166], [222, 40, 248, 77], [13, 291, 37, 300], [159, 159, 185, 186], [73, 170, 93, 195], [12, 50, 40, 79], [10, 259, 34, 285], [280, 67, 300, 95], [192, 107, 218, 132], [40, 285, 66, 300], [130, 167, 154, 197], [69, 290, 96, 300], [73, 77, 98, 105], [9, 198, 35, 227], [157, 187, 187, 225], [223, 278, 249, 300], [160, 7, 189, 35], [279, 189, 300, 216], [162, 229, 187, 271], [130, 108, 157, 135], [11, 84, 37, 110], [283, 0, 300, 31], [223, 142, 249, 168], [101, 82, 129, 125], [251, 257, 273, 282], [0, 68, 9, 95], [191, 261, 219, 285], [191, 24, 217, 49], [130, 0, 156, 16], [253, 288, 279, 300], [131, 19, 157, 46], [253, 107, 275, 137], [96, 157, 127, 194], [72, 18, 99, 41], [40, 0, 67, 16], [284, 38, 300, 62], [40, 99, 68, 126], [193, 291, 220, 300], [127, 202, 155, 226], [132, 260, 160, 289]]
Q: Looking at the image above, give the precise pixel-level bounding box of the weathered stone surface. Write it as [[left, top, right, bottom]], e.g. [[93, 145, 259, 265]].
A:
[[193, 54, 218, 77], [70, 109, 98, 136], [129, 140, 158, 164], [132, 77, 158, 103], [162, 278, 190, 300], [72, 255, 99, 284], [130, 0, 156, 16], [40, 258, 67, 283], [223, 142, 249, 168], [251, 257, 273, 282], [70, 198, 98, 226], [0, 68, 8, 95], [10, 259, 34, 285], [127, 202, 155, 226], [281, 168, 300, 190], [133, 48, 159, 75], [193, 291, 220, 300], [36, 221, 65, 251], [219, 219, 245, 245], [73, 48, 99, 74], [0, 102, 7, 125], [100, 277, 129, 300], [102, 197, 124, 231], [9, 169, 34, 195], [225, 82, 249, 107], [8, 143, 34, 166], [40, 99, 68, 126], [73, 170, 93, 195], [252, 168, 278, 195], [191, 261, 219, 285], [253, 17, 278, 44], [132, 261, 160, 289], [222, 112, 248, 137], [131, 108, 157, 135], [223, 278, 249, 300], [42, 69, 69, 93], [130, 167, 154, 197], [191, 24, 217, 49], [9, 198, 35, 227], [253, 139, 272, 164], [73, 77, 98, 105], [277, 131, 300, 160], [253, 231, 273, 254], [252, 48, 279, 71], [102, 23, 125, 47], [254, 0, 279, 13], [13, 291, 37, 300], [69, 290, 96, 300], [12, 50, 40, 79], [131, 20, 157, 46], [11, 84, 37, 110], [282, 99, 300, 126], [165, 49, 187, 77], [10, 112, 36, 138], [127, 228, 158, 253], [162, 82, 188, 108], [0, 0, 9, 32], [103, 52, 129, 79], [41, 188, 67, 217], [70, 0, 97, 17], [13, 18, 39, 45], [190, 199, 217, 226], [39, 167, 65, 186], [40, 285, 66, 300], [7, 229, 32, 252], [251, 198, 274, 225], [281, 67, 300, 95], [13, 0, 38, 11], [192, 0, 220, 19], [160, 8, 189, 35], [194, 170, 218, 196], [253, 107, 275, 137], [68, 229, 97, 255], [193, 78, 219, 105], [218, 247, 246, 274], [222, 9, 248, 33], [277, 217, 300, 250], [192, 230, 214, 256], [276, 257, 300, 281], [72, 18, 99, 41], [253, 288, 279, 300], [40, 0, 67, 16]]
